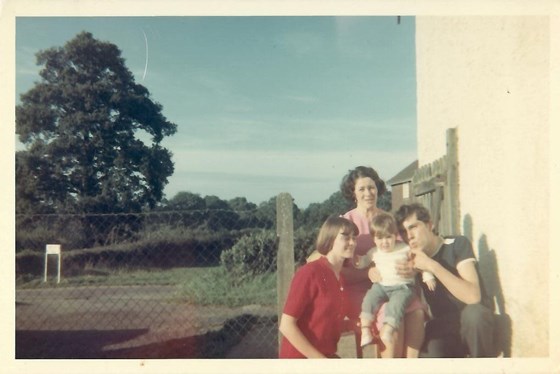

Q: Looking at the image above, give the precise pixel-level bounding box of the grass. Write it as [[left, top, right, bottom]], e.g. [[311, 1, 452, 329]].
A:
[[16, 266, 277, 308], [175, 267, 277, 307], [16, 266, 204, 288]]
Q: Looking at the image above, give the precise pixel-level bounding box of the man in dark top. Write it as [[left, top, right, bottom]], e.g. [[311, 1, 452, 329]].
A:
[[394, 203, 495, 357]]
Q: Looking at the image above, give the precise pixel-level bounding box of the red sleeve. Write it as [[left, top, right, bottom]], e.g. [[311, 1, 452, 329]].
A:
[[282, 265, 315, 319]]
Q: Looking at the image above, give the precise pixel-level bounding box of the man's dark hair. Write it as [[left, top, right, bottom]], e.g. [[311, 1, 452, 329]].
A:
[[394, 203, 432, 240]]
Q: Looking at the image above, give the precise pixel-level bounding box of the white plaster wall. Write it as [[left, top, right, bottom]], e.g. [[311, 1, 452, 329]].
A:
[[416, 16, 550, 357]]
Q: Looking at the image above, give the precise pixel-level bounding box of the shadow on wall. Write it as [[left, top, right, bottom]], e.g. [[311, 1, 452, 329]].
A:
[[463, 214, 512, 357]]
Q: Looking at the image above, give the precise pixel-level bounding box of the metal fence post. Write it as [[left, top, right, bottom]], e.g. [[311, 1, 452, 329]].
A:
[[276, 193, 294, 351]]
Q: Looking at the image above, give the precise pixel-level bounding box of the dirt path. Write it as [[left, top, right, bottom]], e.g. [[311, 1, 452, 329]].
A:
[[16, 285, 277, 358]]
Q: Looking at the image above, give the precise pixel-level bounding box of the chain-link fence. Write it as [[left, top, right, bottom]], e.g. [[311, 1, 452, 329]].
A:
[[15, 208, 287, 359]]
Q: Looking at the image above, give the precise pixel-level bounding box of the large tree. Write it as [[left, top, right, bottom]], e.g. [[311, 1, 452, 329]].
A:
[[16, 31, 177, 214]]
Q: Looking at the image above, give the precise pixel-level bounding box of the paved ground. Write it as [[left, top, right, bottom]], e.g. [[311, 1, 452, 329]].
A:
[[16, 284, 378, 359], [16, 285, 277, 359]]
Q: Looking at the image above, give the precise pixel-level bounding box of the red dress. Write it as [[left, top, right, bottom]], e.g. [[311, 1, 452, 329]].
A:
[[279, 256, 346, 358]]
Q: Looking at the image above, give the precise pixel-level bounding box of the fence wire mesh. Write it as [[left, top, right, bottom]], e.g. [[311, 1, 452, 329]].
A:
[[15, 209, 282, 358]]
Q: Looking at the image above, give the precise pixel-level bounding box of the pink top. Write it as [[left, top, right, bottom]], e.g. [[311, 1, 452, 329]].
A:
[[343, 208, 374, 256]]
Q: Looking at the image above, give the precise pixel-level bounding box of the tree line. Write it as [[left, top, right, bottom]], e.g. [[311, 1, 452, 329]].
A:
[[15, 31, 391, 256]]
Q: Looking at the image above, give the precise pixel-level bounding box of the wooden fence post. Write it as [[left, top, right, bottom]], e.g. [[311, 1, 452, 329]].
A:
[[276, 193, 294, 351], [446, 127, 460, 235]]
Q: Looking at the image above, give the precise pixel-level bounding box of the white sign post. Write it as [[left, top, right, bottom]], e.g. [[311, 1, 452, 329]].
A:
[[44, 244, 61, 284]]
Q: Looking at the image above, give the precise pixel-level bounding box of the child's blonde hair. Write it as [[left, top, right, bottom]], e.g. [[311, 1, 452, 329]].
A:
[[370, 211, 398, 238]]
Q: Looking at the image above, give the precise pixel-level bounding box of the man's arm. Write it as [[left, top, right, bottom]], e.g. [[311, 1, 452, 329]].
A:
[[411, 249, 481, 304]]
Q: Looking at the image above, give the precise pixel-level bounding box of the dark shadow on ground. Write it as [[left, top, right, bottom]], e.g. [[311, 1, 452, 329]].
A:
[[226, 316, 278, 358], [16, 328, 149, 359], [16, 314, 276, 359]]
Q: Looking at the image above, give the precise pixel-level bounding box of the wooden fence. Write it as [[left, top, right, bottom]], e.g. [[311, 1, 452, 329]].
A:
[[412, 127, 460, 236]]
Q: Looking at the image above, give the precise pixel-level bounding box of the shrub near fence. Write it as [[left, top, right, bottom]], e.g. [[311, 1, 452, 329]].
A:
[[15, 208, 316, 358], [16, 226, 239, 277]]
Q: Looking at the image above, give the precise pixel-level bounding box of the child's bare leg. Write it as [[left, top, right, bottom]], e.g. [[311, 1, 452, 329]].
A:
[[381, 323, 396, 344], [378, 323, 399, 358]]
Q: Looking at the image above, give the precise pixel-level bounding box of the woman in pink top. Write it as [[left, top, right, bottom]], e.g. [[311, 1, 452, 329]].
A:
[[340, 166, 426, 358]]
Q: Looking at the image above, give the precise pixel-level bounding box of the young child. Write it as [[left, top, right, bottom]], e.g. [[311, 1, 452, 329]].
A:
[[360, 212, 436, 351]]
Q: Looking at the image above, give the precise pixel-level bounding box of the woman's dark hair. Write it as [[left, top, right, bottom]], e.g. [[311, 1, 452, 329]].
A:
[[340, 166, 387, 202]]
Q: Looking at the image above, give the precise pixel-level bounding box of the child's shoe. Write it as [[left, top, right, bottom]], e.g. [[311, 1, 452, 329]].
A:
[[360, 327, 373, 347]]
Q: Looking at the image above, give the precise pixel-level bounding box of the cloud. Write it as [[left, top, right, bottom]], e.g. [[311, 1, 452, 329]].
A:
[[164, 115, 416, 153], [281, 94, 319, 104], [164, 148, 417, 206]]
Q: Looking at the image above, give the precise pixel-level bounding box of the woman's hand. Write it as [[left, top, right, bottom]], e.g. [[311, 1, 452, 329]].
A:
[[368, 266, 381, 283]]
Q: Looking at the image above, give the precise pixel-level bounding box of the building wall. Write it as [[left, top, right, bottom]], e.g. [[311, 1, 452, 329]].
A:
[[390, 182, 414, 213], [415, 16, 551, 357]]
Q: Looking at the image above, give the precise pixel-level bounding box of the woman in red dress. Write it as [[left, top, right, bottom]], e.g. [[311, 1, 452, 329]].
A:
[[279, 216, 358, 358]]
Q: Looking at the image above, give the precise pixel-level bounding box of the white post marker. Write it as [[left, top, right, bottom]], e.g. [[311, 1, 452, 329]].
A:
[[44, 244, 62, 284]]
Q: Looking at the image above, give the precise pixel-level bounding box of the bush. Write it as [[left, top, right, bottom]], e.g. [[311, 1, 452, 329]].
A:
[[220, 227, 319, 283], [15, 228, 240, 277], [293, 226, 319, 266], [220, 230, 277, 282]]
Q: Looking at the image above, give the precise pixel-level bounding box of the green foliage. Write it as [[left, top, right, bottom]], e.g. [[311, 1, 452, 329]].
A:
[[158, 193, 251, 230], [16, 214, 91, 251], [378, 190, 392, 212], [299, 191, 353, 229], [16, 227, 239, 276], [164, 192, 206, 210], [219, 225, 317, 282], [16, 31, 177, 215], [176, 266, 276, 307], [254, 197, 277, 229], [227, 197, 257, 211], [293, 226, 320, 266], [220, 230, 277, 282]]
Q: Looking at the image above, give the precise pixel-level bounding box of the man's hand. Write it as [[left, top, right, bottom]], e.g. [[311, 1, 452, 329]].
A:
[[395, 252, 416, 278], [410, 248, 434, 272]]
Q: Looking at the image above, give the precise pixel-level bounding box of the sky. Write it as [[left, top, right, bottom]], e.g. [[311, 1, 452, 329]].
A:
[[15, 16, 418, 208]]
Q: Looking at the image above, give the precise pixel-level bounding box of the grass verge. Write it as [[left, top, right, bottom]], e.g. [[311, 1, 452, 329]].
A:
[[175, 266, 277, 307], [17, 266, 277, 308]]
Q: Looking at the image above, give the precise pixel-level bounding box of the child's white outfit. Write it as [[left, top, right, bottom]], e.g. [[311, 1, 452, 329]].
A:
[[359, 243, 434, 347]]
